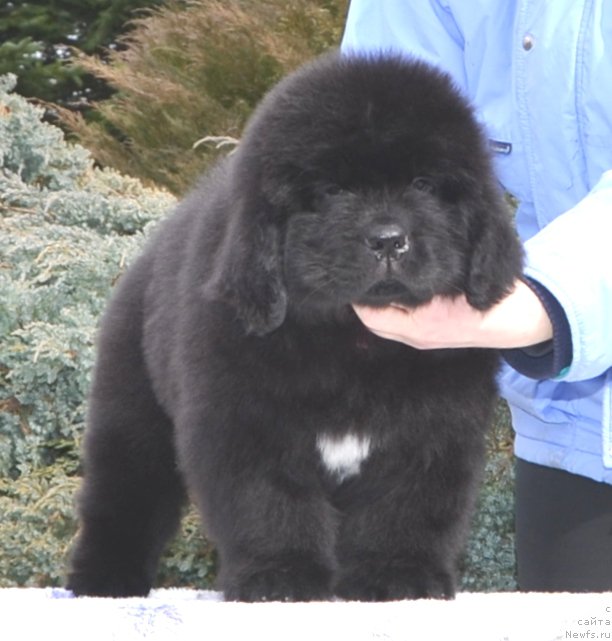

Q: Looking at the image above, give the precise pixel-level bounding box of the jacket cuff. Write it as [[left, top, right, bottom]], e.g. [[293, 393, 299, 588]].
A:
[[501, 278, 573, 380]]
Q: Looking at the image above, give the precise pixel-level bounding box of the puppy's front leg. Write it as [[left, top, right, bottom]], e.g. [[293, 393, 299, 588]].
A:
[[176, 421, 337, 602], [215, 475, 338, 602], [333, 440, 484, 601]]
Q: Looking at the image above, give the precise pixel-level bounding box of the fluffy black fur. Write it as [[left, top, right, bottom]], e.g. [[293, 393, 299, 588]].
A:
[[67, 53, 523, 601]]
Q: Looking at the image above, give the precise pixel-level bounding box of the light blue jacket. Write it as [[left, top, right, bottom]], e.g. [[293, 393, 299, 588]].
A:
[[342, 0, 612, 483]]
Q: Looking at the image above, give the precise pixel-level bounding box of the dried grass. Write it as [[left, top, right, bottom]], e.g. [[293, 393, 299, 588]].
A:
[[63, 0, 348, 194]]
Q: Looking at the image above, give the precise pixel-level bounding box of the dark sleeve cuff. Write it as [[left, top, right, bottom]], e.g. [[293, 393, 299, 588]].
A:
[[501, 278, 573, 380]]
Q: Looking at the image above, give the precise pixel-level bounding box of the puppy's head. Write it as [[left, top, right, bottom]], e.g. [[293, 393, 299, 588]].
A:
[[212, 53, 523, 334]]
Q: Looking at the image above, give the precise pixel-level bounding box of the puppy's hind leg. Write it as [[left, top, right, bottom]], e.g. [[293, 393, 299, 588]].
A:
[[68, 396, 185, 597], [67, 287, 186, 597]]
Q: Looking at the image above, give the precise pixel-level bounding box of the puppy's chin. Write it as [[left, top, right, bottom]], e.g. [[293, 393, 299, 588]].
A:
[[355, 279, 432, 309]]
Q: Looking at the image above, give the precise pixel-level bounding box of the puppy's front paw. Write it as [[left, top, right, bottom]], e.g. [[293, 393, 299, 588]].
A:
[[67, 567, 152, 598], [223, 556, 332, 602], [336, 560, 455, 601]]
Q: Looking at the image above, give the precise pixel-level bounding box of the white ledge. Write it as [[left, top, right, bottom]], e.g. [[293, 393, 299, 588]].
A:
[[1, 588, 611, 641]]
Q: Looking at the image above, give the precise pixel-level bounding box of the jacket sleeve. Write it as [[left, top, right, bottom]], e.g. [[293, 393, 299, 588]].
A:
[[341, 0, 468, 90], [501, 278, 573, 380], [521, 170, 612, 382]]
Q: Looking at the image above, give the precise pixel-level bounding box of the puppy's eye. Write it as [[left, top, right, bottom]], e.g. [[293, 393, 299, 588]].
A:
[[411, 177, 436, 193]]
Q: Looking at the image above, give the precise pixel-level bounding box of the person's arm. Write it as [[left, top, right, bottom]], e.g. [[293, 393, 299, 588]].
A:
[[517, 171, 612, 382]]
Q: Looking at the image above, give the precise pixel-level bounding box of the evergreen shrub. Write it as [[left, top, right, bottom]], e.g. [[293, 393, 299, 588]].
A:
[[0, 74, 173, 478], [0, 0, 165, 105]]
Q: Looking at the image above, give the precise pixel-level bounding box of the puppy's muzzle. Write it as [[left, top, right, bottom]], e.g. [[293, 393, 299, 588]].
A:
[[365, 224, 409, 262]]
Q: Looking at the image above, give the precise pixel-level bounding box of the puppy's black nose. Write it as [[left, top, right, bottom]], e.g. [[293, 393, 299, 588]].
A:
[[365, 224, 409, 261]]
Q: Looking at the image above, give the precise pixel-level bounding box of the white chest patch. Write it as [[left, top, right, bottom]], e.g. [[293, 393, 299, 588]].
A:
[[316, 433, 371, 482]]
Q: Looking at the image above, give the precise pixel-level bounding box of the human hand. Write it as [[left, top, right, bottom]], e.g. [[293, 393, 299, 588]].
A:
[[352, 280, 553, 350]]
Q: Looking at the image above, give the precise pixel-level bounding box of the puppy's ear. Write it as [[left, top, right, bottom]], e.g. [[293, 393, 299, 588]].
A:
[[204, 197, 287, 336], [464, 193, 524, 311]]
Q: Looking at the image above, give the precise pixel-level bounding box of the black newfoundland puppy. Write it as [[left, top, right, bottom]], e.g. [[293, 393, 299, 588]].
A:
[[68, 53, 523, 601]]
